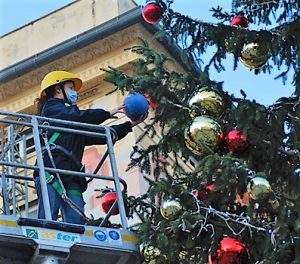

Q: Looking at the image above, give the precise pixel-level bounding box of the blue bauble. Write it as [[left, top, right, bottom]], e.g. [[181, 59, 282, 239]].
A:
[[124, 93, 149, 121]]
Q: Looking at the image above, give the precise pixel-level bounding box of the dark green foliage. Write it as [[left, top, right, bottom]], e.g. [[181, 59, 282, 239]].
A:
[[157, 0, 299, 85], [104, 1, 299, 263], [104, 43, 299, 263]]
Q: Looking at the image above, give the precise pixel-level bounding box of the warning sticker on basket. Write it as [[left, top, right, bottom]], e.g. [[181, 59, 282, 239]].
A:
[[94, 229, 122, 244], [108, 229, 122, 244], [94, 230, 108, 242]]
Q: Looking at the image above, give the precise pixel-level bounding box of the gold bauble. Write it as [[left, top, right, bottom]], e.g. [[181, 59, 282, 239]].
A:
[[160, 198, 182, 220], [185, 116, 222, 155], [189, 87, 224, 117], [240, 42, 269, 70], [247, 177, 272, 200], [142, 245, 161, 263]]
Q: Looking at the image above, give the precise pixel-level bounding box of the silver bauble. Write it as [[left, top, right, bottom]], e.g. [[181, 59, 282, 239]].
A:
[[247, 177, 272, 200]]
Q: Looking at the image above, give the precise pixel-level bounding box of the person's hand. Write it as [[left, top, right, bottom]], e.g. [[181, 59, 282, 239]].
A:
[[110, 104, 124, 118], [130, 112, 148, 127]]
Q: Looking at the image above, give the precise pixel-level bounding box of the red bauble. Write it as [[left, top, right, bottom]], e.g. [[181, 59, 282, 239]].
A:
[[149, 99, 158, 110], [225, 129, 247, 153], [209, 237, 250, 264], [206, 183, 216, 192], [192, 183, 216, 205], [230, 15, 249, 28], [142, 2, 163, 25], [144, 93, 158, 110], [100, 191, 119, 215]]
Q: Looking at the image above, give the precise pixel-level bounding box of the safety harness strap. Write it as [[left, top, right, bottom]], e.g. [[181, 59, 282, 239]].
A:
[[48, 132, 60, 144], [41, 128, 90, 222], [45, 171, 64, 196], [42, 133, 84, 170]]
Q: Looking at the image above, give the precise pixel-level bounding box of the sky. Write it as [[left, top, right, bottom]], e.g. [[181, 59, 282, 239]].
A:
[[0, 0, 294, 105]]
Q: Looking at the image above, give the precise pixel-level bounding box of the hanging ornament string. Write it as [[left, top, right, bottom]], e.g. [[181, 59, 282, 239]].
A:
[[197, 209, 216, 238], [189, 192, 270, 236], [153, 196, 275, 246], [193, 192, 270, 234], [200, 205, 271, 233], [237, 0, 278, 13]]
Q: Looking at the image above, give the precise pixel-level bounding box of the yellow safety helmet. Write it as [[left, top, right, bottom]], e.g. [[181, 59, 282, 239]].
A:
[[40, 70, 82, 96]]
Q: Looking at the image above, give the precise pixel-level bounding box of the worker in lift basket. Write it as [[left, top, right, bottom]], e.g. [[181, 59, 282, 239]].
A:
[[33, 70, 145, 225]]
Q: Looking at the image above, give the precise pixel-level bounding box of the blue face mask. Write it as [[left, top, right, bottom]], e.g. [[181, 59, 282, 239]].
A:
[[66, 89, 78, 105]]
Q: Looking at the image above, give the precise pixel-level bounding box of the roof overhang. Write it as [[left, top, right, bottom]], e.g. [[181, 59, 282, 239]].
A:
[[0, 7, 197, 85]]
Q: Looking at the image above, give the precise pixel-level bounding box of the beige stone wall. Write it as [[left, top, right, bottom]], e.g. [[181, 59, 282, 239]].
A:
[[0, 0, 136, 69], [0, 24, 185, 113]]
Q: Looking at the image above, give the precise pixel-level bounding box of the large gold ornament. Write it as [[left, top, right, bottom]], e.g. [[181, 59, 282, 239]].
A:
[[189, 87, 224, 117], [247, 177, 272, 200], [185, 116, 222, 155], [240, 42, 269, 70], [160, 198, 183, 220]]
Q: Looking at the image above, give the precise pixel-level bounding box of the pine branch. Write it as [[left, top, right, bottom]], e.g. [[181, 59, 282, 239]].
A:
[[157, 1, 299, 75], [263, 138, 300, 160], [103, 38, 299, 263]]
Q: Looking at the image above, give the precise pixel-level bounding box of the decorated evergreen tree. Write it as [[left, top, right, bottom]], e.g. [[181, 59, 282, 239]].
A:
[[104, 1, 299, 263]]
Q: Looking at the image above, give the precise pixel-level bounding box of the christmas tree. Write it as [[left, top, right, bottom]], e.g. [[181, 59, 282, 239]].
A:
[[104, 0, 299, 263]]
